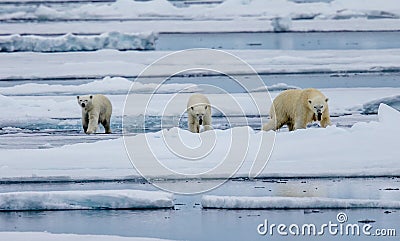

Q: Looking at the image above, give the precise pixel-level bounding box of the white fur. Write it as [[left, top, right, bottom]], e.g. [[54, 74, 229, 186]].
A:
[[77, 94, 112, 134], [263, 88, 331, 131], [187, 94, 212, 133]]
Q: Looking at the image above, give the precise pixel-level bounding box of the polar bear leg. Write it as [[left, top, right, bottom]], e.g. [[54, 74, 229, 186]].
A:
[[287, 121, 295, 131], [101, 114, 112, 134], [262, 120, 275, 131], [101, 119, 111, 134], [263, 116, 287, 131], [189, 123, 199, 133], [188, 117, 198, 133], [87, 113, 99, 134], [82, 112, 89, 133], [320, 115, 331, 128], [294, 117, 307, 130], [203, 115, 213, 131]]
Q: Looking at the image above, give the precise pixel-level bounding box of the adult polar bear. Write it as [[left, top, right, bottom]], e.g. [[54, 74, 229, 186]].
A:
[[77, 94, 112, 134], [263, 88, 331, 131], [187, 94, 212, 133]]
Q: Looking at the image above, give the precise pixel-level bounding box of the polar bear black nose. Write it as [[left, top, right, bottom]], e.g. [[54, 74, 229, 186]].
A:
[[81, 103, 86, 107]]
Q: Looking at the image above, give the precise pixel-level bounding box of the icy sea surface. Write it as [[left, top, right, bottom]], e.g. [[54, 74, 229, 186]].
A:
[[0, 178, 399, 240]]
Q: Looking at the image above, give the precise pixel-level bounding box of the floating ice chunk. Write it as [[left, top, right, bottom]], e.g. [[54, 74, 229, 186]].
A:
[[0, 76, 201, 96], [0, 190, 173, 211], [378, 103, 400, 126], [0, 32, 157, 52], [201, 195, 400, 209]]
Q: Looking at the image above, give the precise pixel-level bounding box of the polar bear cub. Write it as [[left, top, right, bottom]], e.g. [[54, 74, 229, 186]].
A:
[[187, 94, 212, 133], [263, 88, 331, 131], [77, 94, 112, 134]]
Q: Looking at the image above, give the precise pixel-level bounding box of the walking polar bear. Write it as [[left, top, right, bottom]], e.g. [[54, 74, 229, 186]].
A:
[[263, 88, 331, 131], [77, 94, 112, 134], [187, 94, 212, 133]]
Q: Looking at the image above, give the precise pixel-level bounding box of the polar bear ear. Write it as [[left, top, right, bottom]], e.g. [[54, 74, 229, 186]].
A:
[[89, 95, 93, 99], [308, 99, 312, 104], [325, 98, 329, 102], [77, 96, 80, 99]]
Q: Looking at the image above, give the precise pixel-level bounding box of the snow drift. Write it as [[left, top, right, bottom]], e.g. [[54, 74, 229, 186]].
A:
[[0, 32, 157, 52], [0, 76, 201, 96], [2, 49, 400, 80], [201, 195, 400, 209], [1, 0, 399, 22], [0, 104, 399, 182], [0, 190, 173, 211]]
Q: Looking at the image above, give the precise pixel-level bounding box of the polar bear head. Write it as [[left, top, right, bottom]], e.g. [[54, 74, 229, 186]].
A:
[[77, 95, 93, 109], [308, 96, 328, 121], [189, 104, 208, 125]]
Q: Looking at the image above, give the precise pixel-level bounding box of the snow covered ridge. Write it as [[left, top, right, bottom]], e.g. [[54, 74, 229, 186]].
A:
[[0, 77, 201, 96], [0, 232, 174, 241], [0, 32, 157, 52], [1, 0, 399, 22], [0, 104, 399, 182], [2, 49, 400, 80], [201, 195, 400, 209], [0, 190, 173, 211]]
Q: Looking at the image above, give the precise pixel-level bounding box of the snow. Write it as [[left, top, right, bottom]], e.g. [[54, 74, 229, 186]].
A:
[[250, 83, 300, 92], [2, 0, 399, 22], [0, 32, 157, 52], [1, 49, 400, 80], [0, 0, 399, 33], [0, 104, 399, 182], [377, 103, 400, 126], [362, 95, 400, 114], [0, 232, 173, 241], [0, 76, 201, 96], [0, 0, 397, 237], [201, 195, 400, 209], [0, 190, 173, 211]]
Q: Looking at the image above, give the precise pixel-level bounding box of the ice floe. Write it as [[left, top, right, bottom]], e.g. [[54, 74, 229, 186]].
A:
[[2, 0, 399, 22], [0, 189, 173, 211], [0, 32, 157, 52], [0, 104, 399, 182], [201, 195, 400, 209], [2, 49, 400, 80], [0, 76, 200, 96]]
